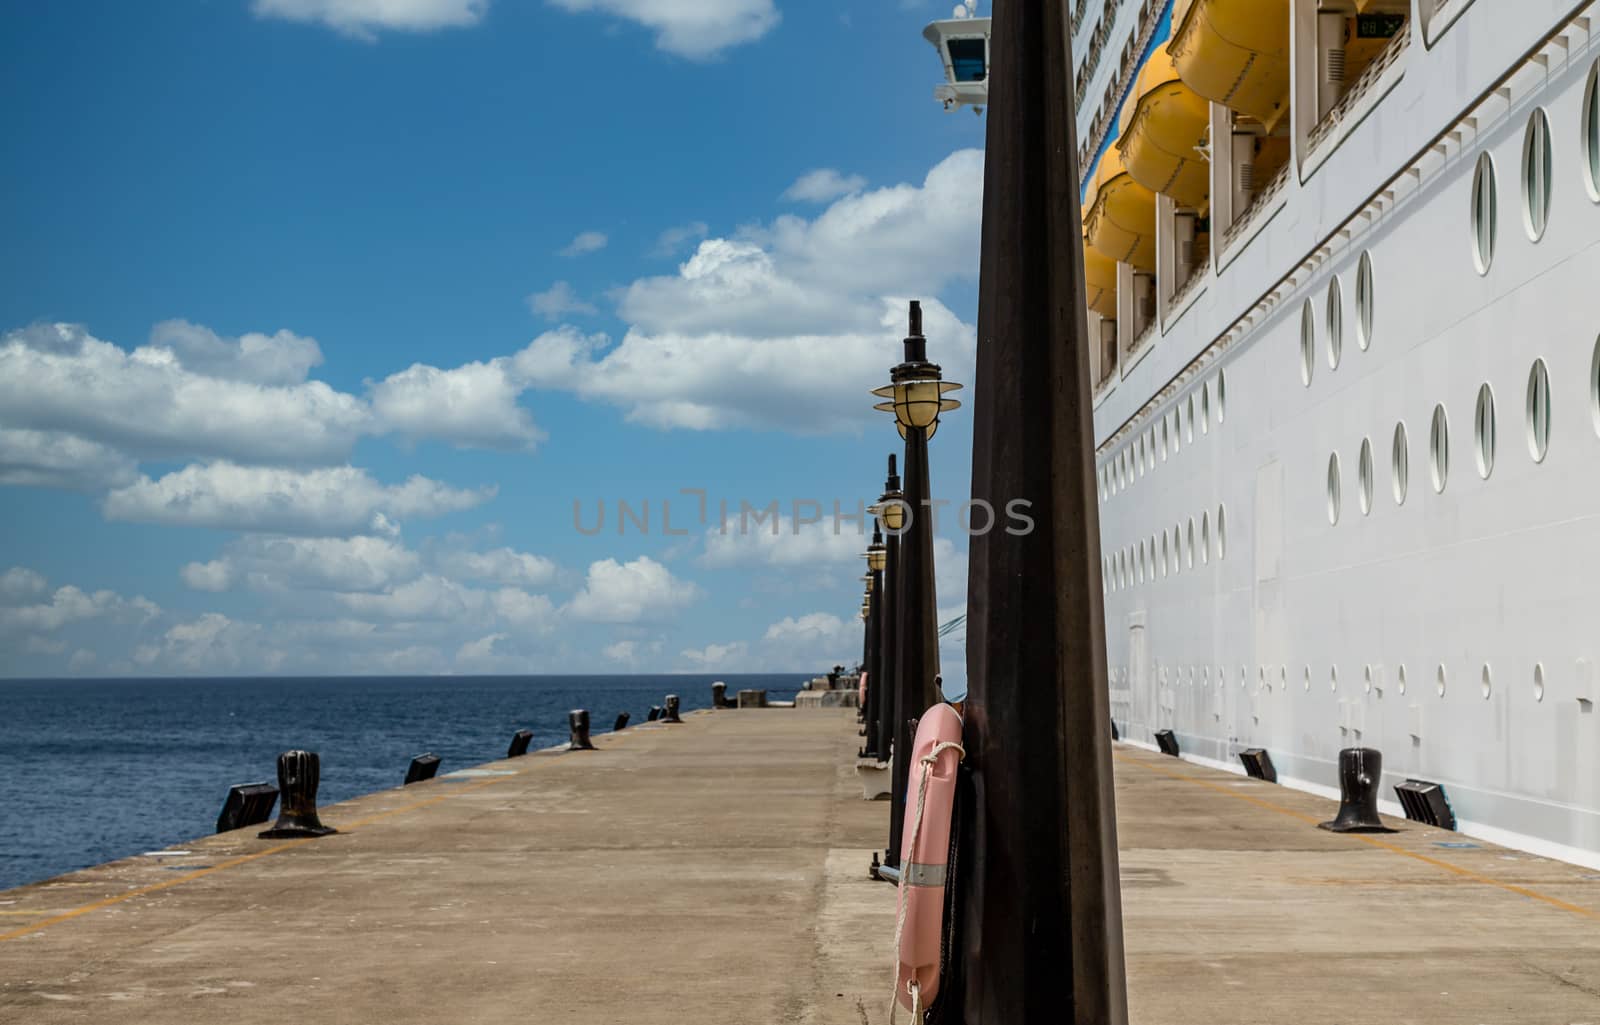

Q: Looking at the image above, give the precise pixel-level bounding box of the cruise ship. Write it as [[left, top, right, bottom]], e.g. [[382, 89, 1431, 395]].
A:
[[925, 0, 1600, 869]]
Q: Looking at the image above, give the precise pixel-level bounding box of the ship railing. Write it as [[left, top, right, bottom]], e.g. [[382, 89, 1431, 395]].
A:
[[1220, 161, 1291, 253], [1307, 25, 1411, 156], [1165, 261, 1208, 320], [1127, 315, 1159, 364]]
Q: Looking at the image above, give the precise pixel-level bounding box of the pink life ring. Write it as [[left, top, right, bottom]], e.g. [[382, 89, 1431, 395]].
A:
[[858, 671, 868, 708], [892, 702, 965, 1017]]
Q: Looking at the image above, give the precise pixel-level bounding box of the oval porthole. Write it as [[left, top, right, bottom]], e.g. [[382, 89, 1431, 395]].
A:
[[1160, 417, 1169, 461], [1392, 421, 1410, 505], [1590, 335, 1600, 439], [1240, 667, 1247, 691], [1355, 251, 1374, 352], [1327, 452, 1342, 525], [1217, 370, 1227, 424], [1526, 359, 1551, 463], [1186, 518, 1196, 568], [1363, 665, 1373, 693], [1303, 665, 1311, 691], [1160, 531, 1170, 577], [1326, 276, 1343, 370], [1475, 383, 1497, 480], [1534, 662, 1546, 703], [1471, 152, 1497, 275], [1186, 394, 1196, 442], [1200, 383, 1211, 435], [1397, 664, 1408, 695], [1436, 663, 1448, 698], [1522, 108, 1552, 241], [1481, 663, 1494, 700], [1300, 299, 1315, 387], [1330, 665, 1339, 692], [1430, 404, 1450, 493], [1200, 512, 1210, 564], [1147, 431, 1156, 470], [1170, 410, 1181, 453], [1358, 437, 1374, 516], [1216, 504, 1227, 559], [1585, 60, 1600, 202]]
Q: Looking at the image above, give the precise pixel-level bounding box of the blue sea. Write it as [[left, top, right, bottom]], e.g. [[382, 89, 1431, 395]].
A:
[[0, 674, 803, 892]]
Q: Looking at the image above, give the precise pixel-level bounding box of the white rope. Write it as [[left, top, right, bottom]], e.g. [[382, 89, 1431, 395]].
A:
[[888, 738, 965, 1025]]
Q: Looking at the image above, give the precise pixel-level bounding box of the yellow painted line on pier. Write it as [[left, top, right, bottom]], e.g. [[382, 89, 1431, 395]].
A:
[[0, 768, 528, 944], [1117, 751, 1598, 921]]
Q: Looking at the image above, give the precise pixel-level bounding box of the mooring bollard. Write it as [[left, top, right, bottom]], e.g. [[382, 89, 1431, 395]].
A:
[[569, 709, 595, 750], [647, 706, 662, 722], [711, 681, 729, 709], [1154, 729, 1180, 757], [661, 695, 682, 723], [405, 753, 442, 785], [216, 781, 278, 834], [1320, 747, 1395, 833], [613, 711, 631, 731], [259, 750, 337, 838], [508, 729, 533, 758], [736, 688, 768, 708]]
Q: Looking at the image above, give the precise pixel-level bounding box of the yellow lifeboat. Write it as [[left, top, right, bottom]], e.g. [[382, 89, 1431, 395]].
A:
[[1169, 0, 1290, 132], [1083, 147, 1156, 271], [1116, 42, 1211, 212], [1083, 239, 1118, 320]]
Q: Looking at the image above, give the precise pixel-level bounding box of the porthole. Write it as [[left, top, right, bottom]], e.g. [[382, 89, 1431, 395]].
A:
[[1593, 336, 1600, 438], [1200, 513, 1210, 564], [1300, 299, 1315, 387], [1150, 536, 1158, 580], [1534, 662, 1546, 703], [1216, 504, 1227, 559], [1358, 437, 1374, 516], [1240, 667, 1247, 691], [1303, 666, 1311, 691], [1217, 370, 1227, 424], [1363, 665, 1373, 693], [1481, 663, 1493, 700], [1203, 666, 1210, 687], [1259, 666, 1267, 690], [1330, 665, 1339, 692], [1397, 664, 1407, 695], [1160, 418, 1169, 461], [1170, 410, 1180, 453], [1474, 383, 1496, 480], [1585, 60, 1600, 202], [1136, 439, 1145, 478], [1160, 531, 1169, 577], [1526, 359, 1551, 463], [1326, 276, 1343, 370], [1430, 404, 1450, 493], [1147, 431, 1156, 470], [1327, 452, 1342, 525], [1279, 666, 1287, 690], [1436, 663, 1448, 698], [1200, 384, 1211, 435], [1186, 395, 1196, 442], [1355, 251, 1374, 352], [1471, 152, 1497, 275], [1521, 108, 1552, 242], [1187, 518, 1196, 568], [1392, 422, 1410, 505], [1174, 522, 1184, 572]]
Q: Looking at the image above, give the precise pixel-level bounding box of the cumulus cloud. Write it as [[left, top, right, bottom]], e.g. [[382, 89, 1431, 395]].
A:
[[252, 0, 489, 38], [603, 639, 638, 664], [560, 230, 609, 257], [370, 357, 546, 451], [147, 320, 323, 385], [526, 281, 598, 321], [566, 556, 698, 623], [134, 613, 277, 674], [547, 0, 779, 59], [103, 462, 494, 536], [678, 640, 749, 670], [652, 221, 709, 257], [699, 510, 868, 569], [0, 429, 140, 491], [782, 168, 867, 203], [0, 583, 159, 634], [0, 567, 49, 601], [181, 535, 423, 593], [434, 546, 558, 587]]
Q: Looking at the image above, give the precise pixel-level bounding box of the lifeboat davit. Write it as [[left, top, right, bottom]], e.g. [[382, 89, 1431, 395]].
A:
[[1116, 42, 1211, 212], [1083, 240, 1119, 320], [1083, 147, 1157, 272], [1169, 0, 1290, 131]]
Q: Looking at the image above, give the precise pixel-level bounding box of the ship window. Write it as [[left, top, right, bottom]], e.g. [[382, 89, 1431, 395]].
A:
[[1326, 277, 1343, 370], [1363, 665, 1373, 694], [1216, 371, 1226, 424], [1300, 300, 1315, 387], [1474, 383, 1496, 480], [1330, 665, 1339, 692], [1398, 664, 1407, 695], [1160, 417, 1169, 460], [1392, 421, 1410, 505], [1186, 394, 1196, 442], [1200, 383, 1211, 434], [1526, 359, 1550, 463], [1216, 504, 1226, 559], [1437, 663, 1448, 698], [1522, 109, 1552, 242], [1583, 61, 1599, 202], [947, 38, 987, 83], [1303, 666, 1311, 691], [1430, 404, 1450, 493], [1481, 663, 1493, 701], [1200, 512, 1210, 564], [1175, 522, 1185, 571], [1355, 252, 1374, 352], [1591, 334, 1600, 438], [1160, 531, 1169, 577], [1187, 517, 1196, 568], [1327, 452, 1342, 525], [1471, 152, 1497, 275], [1534, 662, 1546, 703], [1358, 437, 1374, 515], [1147, 430, 1156, 470]]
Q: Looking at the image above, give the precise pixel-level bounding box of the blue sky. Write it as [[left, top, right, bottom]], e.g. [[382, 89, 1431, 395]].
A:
[[0, 0, 985, 677]]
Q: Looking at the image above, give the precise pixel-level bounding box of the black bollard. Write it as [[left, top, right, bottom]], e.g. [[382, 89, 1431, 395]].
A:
[[711, 681, 729, 709], [216, 781, 277, 834], [508, 729, 533, 758], [569, 709, 595, 750], [1320, 748, 1396, 833], [613, 711, 631, 731], [1240, 748, 1277, 783], [405, 753, 441, 785], [1110, 718, 1120, 741], [647, 706, 662, 722], [259, 750, 337, 838], [661, 695, 682, 723], [1155, 729, 1180, 757]]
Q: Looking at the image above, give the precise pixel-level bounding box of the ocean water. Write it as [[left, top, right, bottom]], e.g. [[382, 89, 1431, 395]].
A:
[[0, 673, 803, 892]]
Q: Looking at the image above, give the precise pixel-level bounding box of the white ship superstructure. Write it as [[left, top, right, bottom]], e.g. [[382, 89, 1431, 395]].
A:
[[926, 0, 1600, 868]]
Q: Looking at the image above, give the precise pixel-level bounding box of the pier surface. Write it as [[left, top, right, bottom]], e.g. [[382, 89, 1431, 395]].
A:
[[1, 711, 1598, 1024]]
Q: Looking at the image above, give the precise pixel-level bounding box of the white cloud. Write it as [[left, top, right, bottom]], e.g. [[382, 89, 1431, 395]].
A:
[[782, 168, 867, 203], [146, 320, 323, 385], [527, 281, 598, 321], [603, 639, 638, 664], [252, 0, 488, 38], [548, 0, 778, 59], [678, 640, 749, 670], [455, 632, 510, 666], [67, 649, 96, 673], [181, 535, 423, 593], [135, 612, 279, 673], [0, 567, 49, 602], [699, 510, 868, 569], [0, 584, 159, 634], [762, 611, 852, 645], [652, 221, 709, 257], [103, 462, 494, 536], [335, 573, 484, 620], [435, 546, 558, 587], [0, 428, 140, 491], [560, 230, 609, 257], [370, 357, 546, 450], [566, 556, 698, 623]]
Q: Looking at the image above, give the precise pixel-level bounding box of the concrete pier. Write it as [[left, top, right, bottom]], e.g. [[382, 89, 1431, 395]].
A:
[[1, 712, 1598, 1023]]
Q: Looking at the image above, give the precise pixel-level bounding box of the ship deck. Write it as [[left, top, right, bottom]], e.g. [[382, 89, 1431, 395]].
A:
[[1, 709, 1597, 1023]]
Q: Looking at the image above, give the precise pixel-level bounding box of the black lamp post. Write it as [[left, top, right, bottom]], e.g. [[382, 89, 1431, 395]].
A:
[[873, 300, 961, 871], [954, 0, 1128, 1020], [859, 527, 888, 757], [870, 459, 903, 766]]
